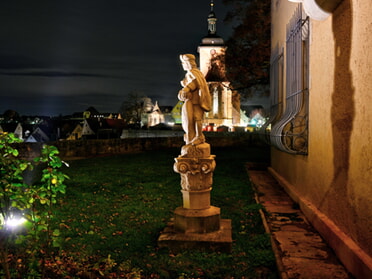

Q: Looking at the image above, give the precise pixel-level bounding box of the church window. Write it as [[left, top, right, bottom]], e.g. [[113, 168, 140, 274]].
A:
[[213, 87, 219, 116]]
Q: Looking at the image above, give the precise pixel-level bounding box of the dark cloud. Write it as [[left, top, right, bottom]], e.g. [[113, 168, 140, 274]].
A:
[[0, 0, 232, 116], [0, 55, 48, 70], [1, 92, 125, 116], [0, 70, 109, 78]]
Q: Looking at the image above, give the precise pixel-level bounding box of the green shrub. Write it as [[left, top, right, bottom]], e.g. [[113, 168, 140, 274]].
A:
[[0, 133, 69, 278]]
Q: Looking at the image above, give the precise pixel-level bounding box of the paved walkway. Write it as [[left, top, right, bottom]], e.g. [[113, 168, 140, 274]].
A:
[[246, 163, 353, 279]]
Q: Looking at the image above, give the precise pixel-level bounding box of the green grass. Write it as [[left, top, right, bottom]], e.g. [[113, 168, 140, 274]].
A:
[[50, 145, 277, 278]]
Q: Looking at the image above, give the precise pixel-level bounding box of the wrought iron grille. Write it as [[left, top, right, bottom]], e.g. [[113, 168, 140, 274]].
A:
[[260, 47, 284, 144], [270, 5, 309, 155]]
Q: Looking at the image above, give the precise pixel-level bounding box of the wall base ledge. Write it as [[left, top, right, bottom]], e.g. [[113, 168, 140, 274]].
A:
[[268, 167, 372, 279]]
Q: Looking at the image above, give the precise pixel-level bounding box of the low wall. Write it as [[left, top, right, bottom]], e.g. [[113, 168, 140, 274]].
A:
[[16, 133, 264, 187], [55, 137, 184, 158], [18, 132, 264, 159]]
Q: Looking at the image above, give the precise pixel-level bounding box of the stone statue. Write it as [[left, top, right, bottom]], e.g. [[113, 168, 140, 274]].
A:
[[178, 54, 211, 145]]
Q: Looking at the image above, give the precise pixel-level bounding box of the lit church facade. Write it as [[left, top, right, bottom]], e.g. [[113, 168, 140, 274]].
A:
[[197, 2, 242, 130]]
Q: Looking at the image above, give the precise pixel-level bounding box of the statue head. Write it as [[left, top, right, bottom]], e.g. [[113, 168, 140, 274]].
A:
[[180, 54, 197, 70]]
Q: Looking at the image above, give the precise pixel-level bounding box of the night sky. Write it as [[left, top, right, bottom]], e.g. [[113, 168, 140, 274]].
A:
[[0, 0, 233, 116]]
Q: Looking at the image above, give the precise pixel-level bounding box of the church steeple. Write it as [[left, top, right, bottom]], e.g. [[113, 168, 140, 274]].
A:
[[199, 0, 224, 46], [207, 0, 217, 35], [197, 0, 237, 130]]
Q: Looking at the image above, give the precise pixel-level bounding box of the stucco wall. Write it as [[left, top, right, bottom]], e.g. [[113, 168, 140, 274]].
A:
[[270, 0, 372, 272], [348, 0, 372, 253]]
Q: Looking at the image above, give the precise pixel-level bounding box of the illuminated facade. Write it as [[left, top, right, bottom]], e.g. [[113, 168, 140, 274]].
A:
[[197, 1, 241, 129], [268, 1, 372, 278]]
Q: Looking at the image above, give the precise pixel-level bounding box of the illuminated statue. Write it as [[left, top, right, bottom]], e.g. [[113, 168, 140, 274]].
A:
[[178, 54, 211, 145]]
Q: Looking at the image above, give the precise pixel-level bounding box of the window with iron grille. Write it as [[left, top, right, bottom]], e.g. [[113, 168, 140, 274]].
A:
[[270, 5, 309, 155], [260, 46, 284, 144]]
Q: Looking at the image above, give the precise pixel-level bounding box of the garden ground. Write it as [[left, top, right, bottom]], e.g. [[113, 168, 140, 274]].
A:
[[41, 144, 278, 278]]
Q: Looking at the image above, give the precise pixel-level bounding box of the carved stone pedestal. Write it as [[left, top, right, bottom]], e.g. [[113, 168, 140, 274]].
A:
[[181, 188, 211, 210], [174, 206, 220, 233], [158, 143, 232, 253]]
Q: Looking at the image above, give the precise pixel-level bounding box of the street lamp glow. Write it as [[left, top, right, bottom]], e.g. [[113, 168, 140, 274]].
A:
[[3, 208, 27, 229], [5, 216, 26, 228]]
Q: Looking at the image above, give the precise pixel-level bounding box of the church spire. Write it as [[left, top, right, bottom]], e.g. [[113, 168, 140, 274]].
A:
[[207, 0, 217, 35], [199, 0, 224, 46]]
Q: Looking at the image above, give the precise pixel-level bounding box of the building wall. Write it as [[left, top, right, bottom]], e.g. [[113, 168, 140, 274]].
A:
[[270, 0, 372, 277], [205, 81, 234, 127]]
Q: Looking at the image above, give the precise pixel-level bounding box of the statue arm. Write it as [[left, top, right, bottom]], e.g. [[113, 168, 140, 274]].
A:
[[178, 79, 198, 101], [180, 77, 188, 87]]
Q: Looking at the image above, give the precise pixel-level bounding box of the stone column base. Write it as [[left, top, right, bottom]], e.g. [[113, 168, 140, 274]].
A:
[[181, 188, 211, 209], [174, 206, 220, 233], [158, 219, 232, 253], [160, 141, 232, 253]]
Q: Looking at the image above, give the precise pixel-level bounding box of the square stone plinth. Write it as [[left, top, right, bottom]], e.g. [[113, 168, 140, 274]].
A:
[[157, 219, 232, 253], [174, 206, 220, 233]]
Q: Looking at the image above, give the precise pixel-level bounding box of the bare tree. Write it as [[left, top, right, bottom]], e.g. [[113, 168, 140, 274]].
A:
[[118, 91, 146, 128]]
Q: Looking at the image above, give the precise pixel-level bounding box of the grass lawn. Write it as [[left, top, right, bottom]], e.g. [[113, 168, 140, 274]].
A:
[[47, 144, 277, 278]]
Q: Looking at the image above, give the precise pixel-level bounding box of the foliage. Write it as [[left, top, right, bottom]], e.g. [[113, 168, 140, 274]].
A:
[[0, 133, 29, 228], [118, 91, 148, 127], [2, 110, 21, 123], [223, 0, 271, 96], [0, 132, 29, 278], [0, 133, 69, 278]]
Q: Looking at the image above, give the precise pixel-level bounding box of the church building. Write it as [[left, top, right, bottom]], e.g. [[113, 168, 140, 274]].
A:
[[197, 1, 242, 129]]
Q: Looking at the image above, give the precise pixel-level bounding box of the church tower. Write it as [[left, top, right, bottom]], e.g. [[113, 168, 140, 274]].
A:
[[198, 0, 240, 129]]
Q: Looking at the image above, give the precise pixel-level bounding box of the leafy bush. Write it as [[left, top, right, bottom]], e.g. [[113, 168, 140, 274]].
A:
[[0, 132, 69, 278]]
